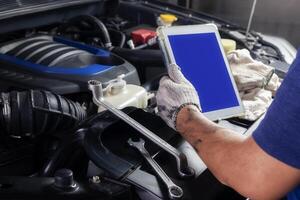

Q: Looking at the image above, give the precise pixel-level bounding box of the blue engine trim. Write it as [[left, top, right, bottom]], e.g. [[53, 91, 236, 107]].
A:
[[0, 36, 115, 76], [0, 53, 111, 76]]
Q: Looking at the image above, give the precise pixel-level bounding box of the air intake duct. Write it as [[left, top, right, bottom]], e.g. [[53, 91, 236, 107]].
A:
[[0, 90, 86, 138]]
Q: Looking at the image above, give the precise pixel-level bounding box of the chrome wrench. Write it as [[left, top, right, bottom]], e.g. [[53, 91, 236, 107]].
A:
[[88, 80, 194, 178], [128, 138, 183, 199]]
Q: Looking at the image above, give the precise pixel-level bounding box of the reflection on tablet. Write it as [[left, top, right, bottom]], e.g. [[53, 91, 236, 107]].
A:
[[168, 33, 239, 113]]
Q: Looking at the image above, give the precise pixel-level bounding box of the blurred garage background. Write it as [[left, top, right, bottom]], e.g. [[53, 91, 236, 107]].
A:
[[162, 0, 300, 48]]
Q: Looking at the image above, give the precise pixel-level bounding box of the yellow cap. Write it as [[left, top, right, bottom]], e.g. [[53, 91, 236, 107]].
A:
[[159, 14, 178, 24], [221, 39, 236, 54]]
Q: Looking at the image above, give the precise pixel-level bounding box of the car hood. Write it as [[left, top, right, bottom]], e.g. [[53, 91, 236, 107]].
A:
[[0, 0, 102, 20]]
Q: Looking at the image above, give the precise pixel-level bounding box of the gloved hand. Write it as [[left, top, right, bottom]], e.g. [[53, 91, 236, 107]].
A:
[[156, 63, 201, 130]]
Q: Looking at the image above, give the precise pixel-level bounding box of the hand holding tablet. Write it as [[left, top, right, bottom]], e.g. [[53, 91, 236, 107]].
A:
[[157, 24, 244, 121], [156, 63, 201, 129]]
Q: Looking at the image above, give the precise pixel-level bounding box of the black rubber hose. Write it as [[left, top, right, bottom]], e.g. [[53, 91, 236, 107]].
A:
[[65, 29, 126, 48], [111, 47, 164, 66], [0, 90, 86, 139], [60, 15, 112, 48], [60, 15, 164, 66], [39, 131, 85, 177], [119, 32, 126, 48]]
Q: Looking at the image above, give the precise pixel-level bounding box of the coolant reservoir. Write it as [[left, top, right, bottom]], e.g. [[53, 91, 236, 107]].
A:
[[98, 75, 149, 112], [221, 39, 237, 54], [157, 14, 178, 26]]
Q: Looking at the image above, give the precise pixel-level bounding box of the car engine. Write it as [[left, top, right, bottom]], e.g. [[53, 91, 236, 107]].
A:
[[0, 0, 294, 200]]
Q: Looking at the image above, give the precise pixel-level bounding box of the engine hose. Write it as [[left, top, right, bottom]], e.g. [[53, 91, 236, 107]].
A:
[[39, 131, 85, 177], [63, 29, 126, 48], [0, 90, 86, 139], [60, 15, 112, 48], [119, 32, 126, 48], [60, 16, 164, 65], [111, 47, 164, 66]]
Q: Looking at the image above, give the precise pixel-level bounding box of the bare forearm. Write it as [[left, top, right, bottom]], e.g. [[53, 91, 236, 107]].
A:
[[176, 106, 247, 185], [176, 106, 300, 200]]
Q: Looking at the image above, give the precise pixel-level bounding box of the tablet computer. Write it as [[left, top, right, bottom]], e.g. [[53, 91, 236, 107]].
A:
[[158, 24, 244, 121]]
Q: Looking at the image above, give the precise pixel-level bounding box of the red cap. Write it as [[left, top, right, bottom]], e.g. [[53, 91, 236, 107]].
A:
[[131, 29, 157, 45]]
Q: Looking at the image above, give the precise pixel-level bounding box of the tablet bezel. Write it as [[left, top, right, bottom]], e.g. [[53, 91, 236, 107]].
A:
[[157, 24, 244, 121]]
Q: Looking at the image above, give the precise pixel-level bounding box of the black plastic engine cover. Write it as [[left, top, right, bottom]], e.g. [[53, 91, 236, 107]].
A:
[[81, 107, 178, 179], [81, 108, 245, 200]]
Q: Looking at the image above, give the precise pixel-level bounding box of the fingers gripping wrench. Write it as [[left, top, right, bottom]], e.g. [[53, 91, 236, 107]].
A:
[[128, 138, 183, 199], [88, 80, 194, 178]]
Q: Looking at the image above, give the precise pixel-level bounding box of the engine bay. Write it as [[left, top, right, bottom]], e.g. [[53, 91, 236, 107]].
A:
[[0, 0, 293, 199]]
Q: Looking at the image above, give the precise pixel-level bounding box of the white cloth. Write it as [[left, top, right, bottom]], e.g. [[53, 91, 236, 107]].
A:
[[227, 49, 281, 121], [156, 63, 200, 130], [241, 88, 272, 121]]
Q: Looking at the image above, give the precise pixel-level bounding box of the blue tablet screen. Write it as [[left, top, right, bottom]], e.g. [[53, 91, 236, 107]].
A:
[[168, 33, 239, 112]]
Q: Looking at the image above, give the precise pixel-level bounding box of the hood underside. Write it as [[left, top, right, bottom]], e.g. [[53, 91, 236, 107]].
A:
[[0, 0, 103, 20]]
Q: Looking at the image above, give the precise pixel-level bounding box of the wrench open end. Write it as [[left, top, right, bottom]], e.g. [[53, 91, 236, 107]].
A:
[[127, 138, 145, 149], [128, 137, 184, 199]]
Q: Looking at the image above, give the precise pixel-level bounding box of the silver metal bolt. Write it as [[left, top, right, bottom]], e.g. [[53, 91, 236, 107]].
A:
[[91, 176, 101, 184]]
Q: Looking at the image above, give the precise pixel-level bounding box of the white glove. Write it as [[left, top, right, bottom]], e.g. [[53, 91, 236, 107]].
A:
[[156, 63, 201, 130]]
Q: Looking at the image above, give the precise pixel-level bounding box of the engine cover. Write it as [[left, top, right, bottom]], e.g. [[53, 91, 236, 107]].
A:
[[0, 36, 140, 94]]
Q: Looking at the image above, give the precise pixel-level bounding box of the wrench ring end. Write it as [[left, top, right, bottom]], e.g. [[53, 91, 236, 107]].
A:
[[178, 166, 195, 179], [169, 185, 183, 199]]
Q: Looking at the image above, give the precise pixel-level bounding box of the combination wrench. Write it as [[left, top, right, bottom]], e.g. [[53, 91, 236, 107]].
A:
[[88, 80, 194, 178], [128, 138, 183, 199]]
